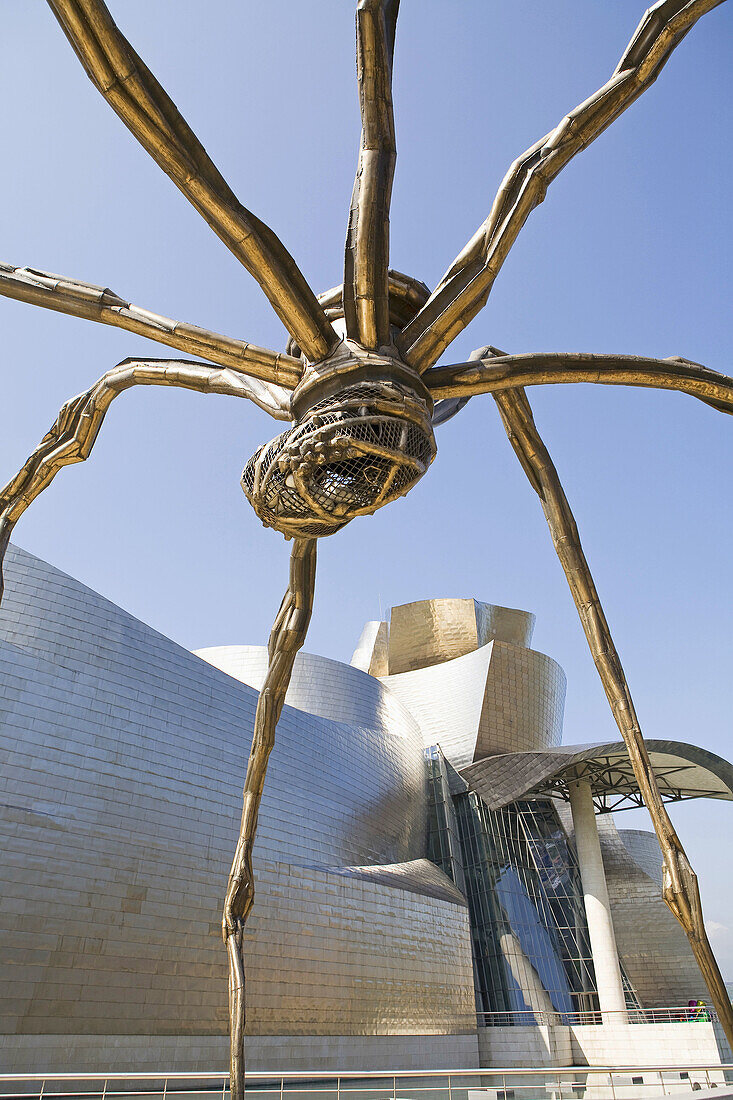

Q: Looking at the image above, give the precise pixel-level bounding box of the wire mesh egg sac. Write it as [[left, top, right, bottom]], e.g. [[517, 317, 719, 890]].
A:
[[241, 384, 436, 538]]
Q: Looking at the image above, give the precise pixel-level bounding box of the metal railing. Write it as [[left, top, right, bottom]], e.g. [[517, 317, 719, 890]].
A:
[[0, 1065, 731, 1100], [477, 1007, 720, 1028]]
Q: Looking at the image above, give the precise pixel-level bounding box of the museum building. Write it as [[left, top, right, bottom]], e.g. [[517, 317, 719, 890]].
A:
[[0, 544, 731, 1073]]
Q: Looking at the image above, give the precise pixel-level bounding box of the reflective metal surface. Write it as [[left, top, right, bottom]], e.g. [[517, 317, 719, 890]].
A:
[[0, 546, 475, 1069], [1, 548, 731, 1075], [379, 599, 566, 767], [462, 744, 733, 815], [596, 818, 713, 1011], [387, 599, 536, 677]]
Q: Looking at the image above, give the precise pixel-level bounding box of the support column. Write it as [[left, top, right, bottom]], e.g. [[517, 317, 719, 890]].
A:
[[568, 778, 627, 1023]]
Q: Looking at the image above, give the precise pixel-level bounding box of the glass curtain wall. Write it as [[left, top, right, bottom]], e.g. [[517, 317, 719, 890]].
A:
[[426, 746, 466, 895], [426, 746, 602, 1022], [457, 792, 600, 1019]]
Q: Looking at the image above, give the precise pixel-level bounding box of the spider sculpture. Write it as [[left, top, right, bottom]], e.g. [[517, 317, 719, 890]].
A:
[[1, 0, 732, 1092]]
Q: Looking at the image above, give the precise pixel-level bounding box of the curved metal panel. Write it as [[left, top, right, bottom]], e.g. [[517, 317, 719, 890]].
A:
[[0, 545, 475, 1046], [383, 639, 566, 768], [463, 742, 733, 812], [196, 644, 418, 742], [387, 597, 536, 675]]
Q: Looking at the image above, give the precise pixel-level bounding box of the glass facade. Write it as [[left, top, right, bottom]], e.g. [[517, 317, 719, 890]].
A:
[[427, 747, 603, 1021], [426, 746, 466, 895], [456, 791, 600, 1018]]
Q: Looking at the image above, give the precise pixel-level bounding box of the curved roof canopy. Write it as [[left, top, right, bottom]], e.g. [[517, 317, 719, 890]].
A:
[[461, 739, 733, 813]]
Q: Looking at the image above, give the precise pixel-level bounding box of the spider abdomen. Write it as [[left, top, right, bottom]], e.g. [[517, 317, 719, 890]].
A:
[[242, 380, 435, 538]]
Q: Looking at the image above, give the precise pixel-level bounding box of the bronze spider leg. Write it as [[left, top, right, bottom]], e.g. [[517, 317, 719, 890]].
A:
[[223, 538, 317, 1100], [423, 351, 733, 415], [0, 263, 302, 389], [0, 356, 289, 602], [45, 0, 337, 362], [398, 0, 727, 373], [343, 0, 399, 349], [425, 348, 733, 1044], [494, 385, 733, 1046]]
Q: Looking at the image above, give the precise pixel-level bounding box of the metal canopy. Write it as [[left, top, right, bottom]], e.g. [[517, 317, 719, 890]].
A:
[[461, 740, 733, 815]]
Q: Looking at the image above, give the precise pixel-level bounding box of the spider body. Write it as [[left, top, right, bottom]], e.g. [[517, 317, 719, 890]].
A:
[[242, 376, 435, 538], [244, 315, 436, 537]]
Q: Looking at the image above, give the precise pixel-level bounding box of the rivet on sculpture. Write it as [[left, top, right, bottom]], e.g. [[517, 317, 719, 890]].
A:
[[0, 1, 731, 1095]]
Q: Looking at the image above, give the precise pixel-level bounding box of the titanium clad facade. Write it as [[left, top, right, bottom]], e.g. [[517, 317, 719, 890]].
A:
[[381, 633, 566, 766], [372, 595, 565, 767], [0, 546, 477, 1071], [596, 816, 708, 1009], [387, 598, 536, 675], [196, 644, 419, 737], [367, 597, 729, 1034], [1, 565, 729, 1073]]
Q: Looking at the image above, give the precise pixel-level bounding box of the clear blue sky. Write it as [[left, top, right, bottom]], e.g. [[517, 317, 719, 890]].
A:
[[2, 2, 732, 972]]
